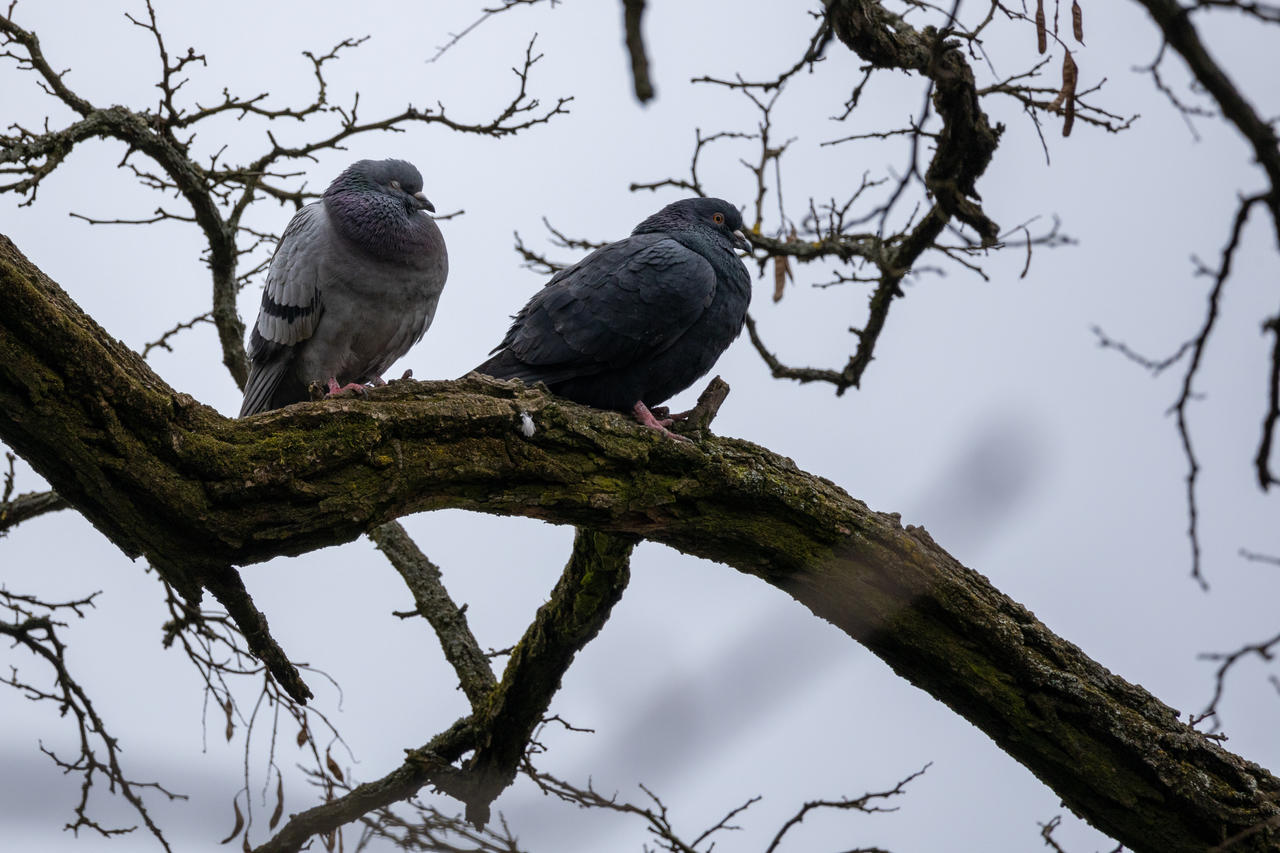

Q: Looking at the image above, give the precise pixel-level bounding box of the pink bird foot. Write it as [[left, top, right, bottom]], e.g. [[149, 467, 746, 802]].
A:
[[326, 377, 369, 397], [632, 401, 691, 443]]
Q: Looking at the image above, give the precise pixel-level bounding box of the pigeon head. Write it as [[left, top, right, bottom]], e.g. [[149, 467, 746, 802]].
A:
[[633, 197, 751, 253], [326, 158, 436, 214], [323, 158, 442, 258]]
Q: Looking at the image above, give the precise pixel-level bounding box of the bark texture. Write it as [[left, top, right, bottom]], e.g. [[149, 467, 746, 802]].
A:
[[2, 233, 1279, 851]]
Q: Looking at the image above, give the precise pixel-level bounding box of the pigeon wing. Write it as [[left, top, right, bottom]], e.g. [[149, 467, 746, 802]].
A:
[[496, 235, 716, 383], [239, 204, 328, 416]]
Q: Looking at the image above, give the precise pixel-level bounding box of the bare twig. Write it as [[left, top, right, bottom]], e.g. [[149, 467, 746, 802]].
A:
[[1, 588, 185, 849], [1038, 813, 1123, 853], [141, 312, 214, 359], [1091, 325, 1197, 375], [524, 767, 755, 853], [156, 579, 346, 845], [691, 15, 833, 92], [1092, 194, 1270, 587], [1190, 0, 1280, 21], [352, 794, 528, 852], [1198, 629, 1280, 728], [1172, 194, 1268, 587], [764, 763, 930, 853], [521, 761, 927, 853], [1239, 548, 1280, 566], [1130, 0, 1280, 274], [426, 0, 556, 65]]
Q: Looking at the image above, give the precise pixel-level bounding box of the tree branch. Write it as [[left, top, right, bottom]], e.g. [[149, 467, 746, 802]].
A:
[[1131, 0, 1280, 207], [629, 1, 1014, 397], [1260, 311, 1280, 490], [463, 527, 636, 826], [4, 234, 1280, 851], [621, 0, 654, 102], [252, 717, 479, 853], [0, 589, 185, 849], [253, 527, 635, 848], [824, 0, 1001, 244], [1126, 0, 1280, 579], [370, 520, 497, 708], [0, 487, 68, 533], [764, 763, 929, 853]]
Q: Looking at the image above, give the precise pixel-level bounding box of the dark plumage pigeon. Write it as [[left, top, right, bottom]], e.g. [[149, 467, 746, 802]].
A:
[[239, 159, 448, 417], [474, 198, 752, 440]]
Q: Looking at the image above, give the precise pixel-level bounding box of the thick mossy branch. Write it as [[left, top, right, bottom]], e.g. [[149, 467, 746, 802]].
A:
[[2, 234, 1280, 851], [464, 527, 636, 826]]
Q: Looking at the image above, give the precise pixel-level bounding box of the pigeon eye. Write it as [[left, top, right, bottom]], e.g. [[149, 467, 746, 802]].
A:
[[712, 212, 725, 225], [390, 180, 402, 190]]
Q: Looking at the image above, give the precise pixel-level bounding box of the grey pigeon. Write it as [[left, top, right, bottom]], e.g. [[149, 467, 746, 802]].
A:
[[239, 158, 448, 417], [474, 198, 751, 440]]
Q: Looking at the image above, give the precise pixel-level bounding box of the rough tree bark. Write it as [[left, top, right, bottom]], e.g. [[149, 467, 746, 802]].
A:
[[3, 233, 1279, 851]]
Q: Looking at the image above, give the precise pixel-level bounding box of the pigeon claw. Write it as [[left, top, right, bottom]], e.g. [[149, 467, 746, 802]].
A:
[[326, 377, 369, 397], [632, 401, 692, 443]]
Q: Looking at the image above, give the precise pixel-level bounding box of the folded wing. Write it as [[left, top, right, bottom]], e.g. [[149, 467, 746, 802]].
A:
[[239, 205, 328, 417], [483, 234, 717, 386]]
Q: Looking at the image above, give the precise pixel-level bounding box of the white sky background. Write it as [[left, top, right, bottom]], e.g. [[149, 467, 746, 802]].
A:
[[2, 1, 1278, 851]]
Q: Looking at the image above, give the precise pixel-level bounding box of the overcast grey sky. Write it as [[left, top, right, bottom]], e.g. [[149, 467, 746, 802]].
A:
[[2, 1, 1278, 851]]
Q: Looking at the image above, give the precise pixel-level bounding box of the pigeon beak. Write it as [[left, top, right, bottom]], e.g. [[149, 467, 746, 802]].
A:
[[731, 229, 752, 254], [414, 191, 436, 214]]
